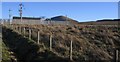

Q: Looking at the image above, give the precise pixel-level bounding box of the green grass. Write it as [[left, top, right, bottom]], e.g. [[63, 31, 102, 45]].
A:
[[1, 41, 11, 62]]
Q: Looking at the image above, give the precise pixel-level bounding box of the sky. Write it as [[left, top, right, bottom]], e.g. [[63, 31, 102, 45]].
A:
[[118, 1, 120, 19], [0, 2, 1, 19], [1, 0, 119, 2], [1, 2, 118, 22]]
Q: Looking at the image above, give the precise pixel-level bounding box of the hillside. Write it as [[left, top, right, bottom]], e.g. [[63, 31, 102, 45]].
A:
[[97, 19, 120, 22], [79, 19, 120, 25], [2, 23, 120, 62], [50, 16, 119, 25], [2, 16, 120, 62], [50, 16, 79, 24]]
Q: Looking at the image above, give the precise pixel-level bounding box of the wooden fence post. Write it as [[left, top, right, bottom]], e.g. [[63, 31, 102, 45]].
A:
[[14, 26, 16, 31], [18, 26, 21, 33], [50, 34, 52, 51], [37, 31, 40, 44], [20, 26, 21, 33], [15, 26, 17, 32], [29, 28, 31, 39], [10, 24, 11, 29], [17, 26, 19, 32], [70, 37, 73, 61], [18, 26, 20, 32], [23, 27, 26, 37], [115, 49, 119, 62], [12, 25, 14, 30]]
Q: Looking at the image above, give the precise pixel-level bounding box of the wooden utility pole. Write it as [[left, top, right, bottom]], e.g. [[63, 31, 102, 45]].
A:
[[70, 36, 73, 61], [50, 33, 52, 51], [37, 31, 40, 44]]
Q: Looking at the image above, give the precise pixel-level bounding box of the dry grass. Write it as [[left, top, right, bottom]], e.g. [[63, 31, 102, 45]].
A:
[[7, 23, 120, 61]]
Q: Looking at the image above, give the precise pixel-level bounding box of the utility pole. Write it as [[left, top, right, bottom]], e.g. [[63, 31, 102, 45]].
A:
[[19, 3, 23, 24], [9, 9, 12, 24]]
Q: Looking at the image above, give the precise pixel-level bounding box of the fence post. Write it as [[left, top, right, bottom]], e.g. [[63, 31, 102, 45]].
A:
[[50, 34, 52, 51], [9, 24, 12, 29], [70, 37, 73, 61], [20, 26, 22, 34], [18, 26, 20, 32], [23, 27, 26, 37], [115, 49, 119, 62], [15, 26, 17, 32], [17, 26, 19, 32], [37, 31, 40, 44], [14, 26, 16, 31], [12, 25, 14, 30], [29, 28, 31, 39], [18, 26, 21, 33]]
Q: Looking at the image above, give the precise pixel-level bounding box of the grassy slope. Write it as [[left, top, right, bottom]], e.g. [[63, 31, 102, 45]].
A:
[[2, 26, 70, 62], [12, 24, 120, 61], [2, 41, 11, 62]]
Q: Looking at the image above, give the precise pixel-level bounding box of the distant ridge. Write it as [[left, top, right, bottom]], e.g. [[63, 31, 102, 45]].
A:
[[51, 16, 73, 21], [96, 19, 120, 22], [50, 15, 79, 24], [79, 19, 119, 25]]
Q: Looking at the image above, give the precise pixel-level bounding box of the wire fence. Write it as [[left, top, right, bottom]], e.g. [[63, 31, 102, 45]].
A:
[[3, 24, 120, 62], [7, 24, 73, 60]]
